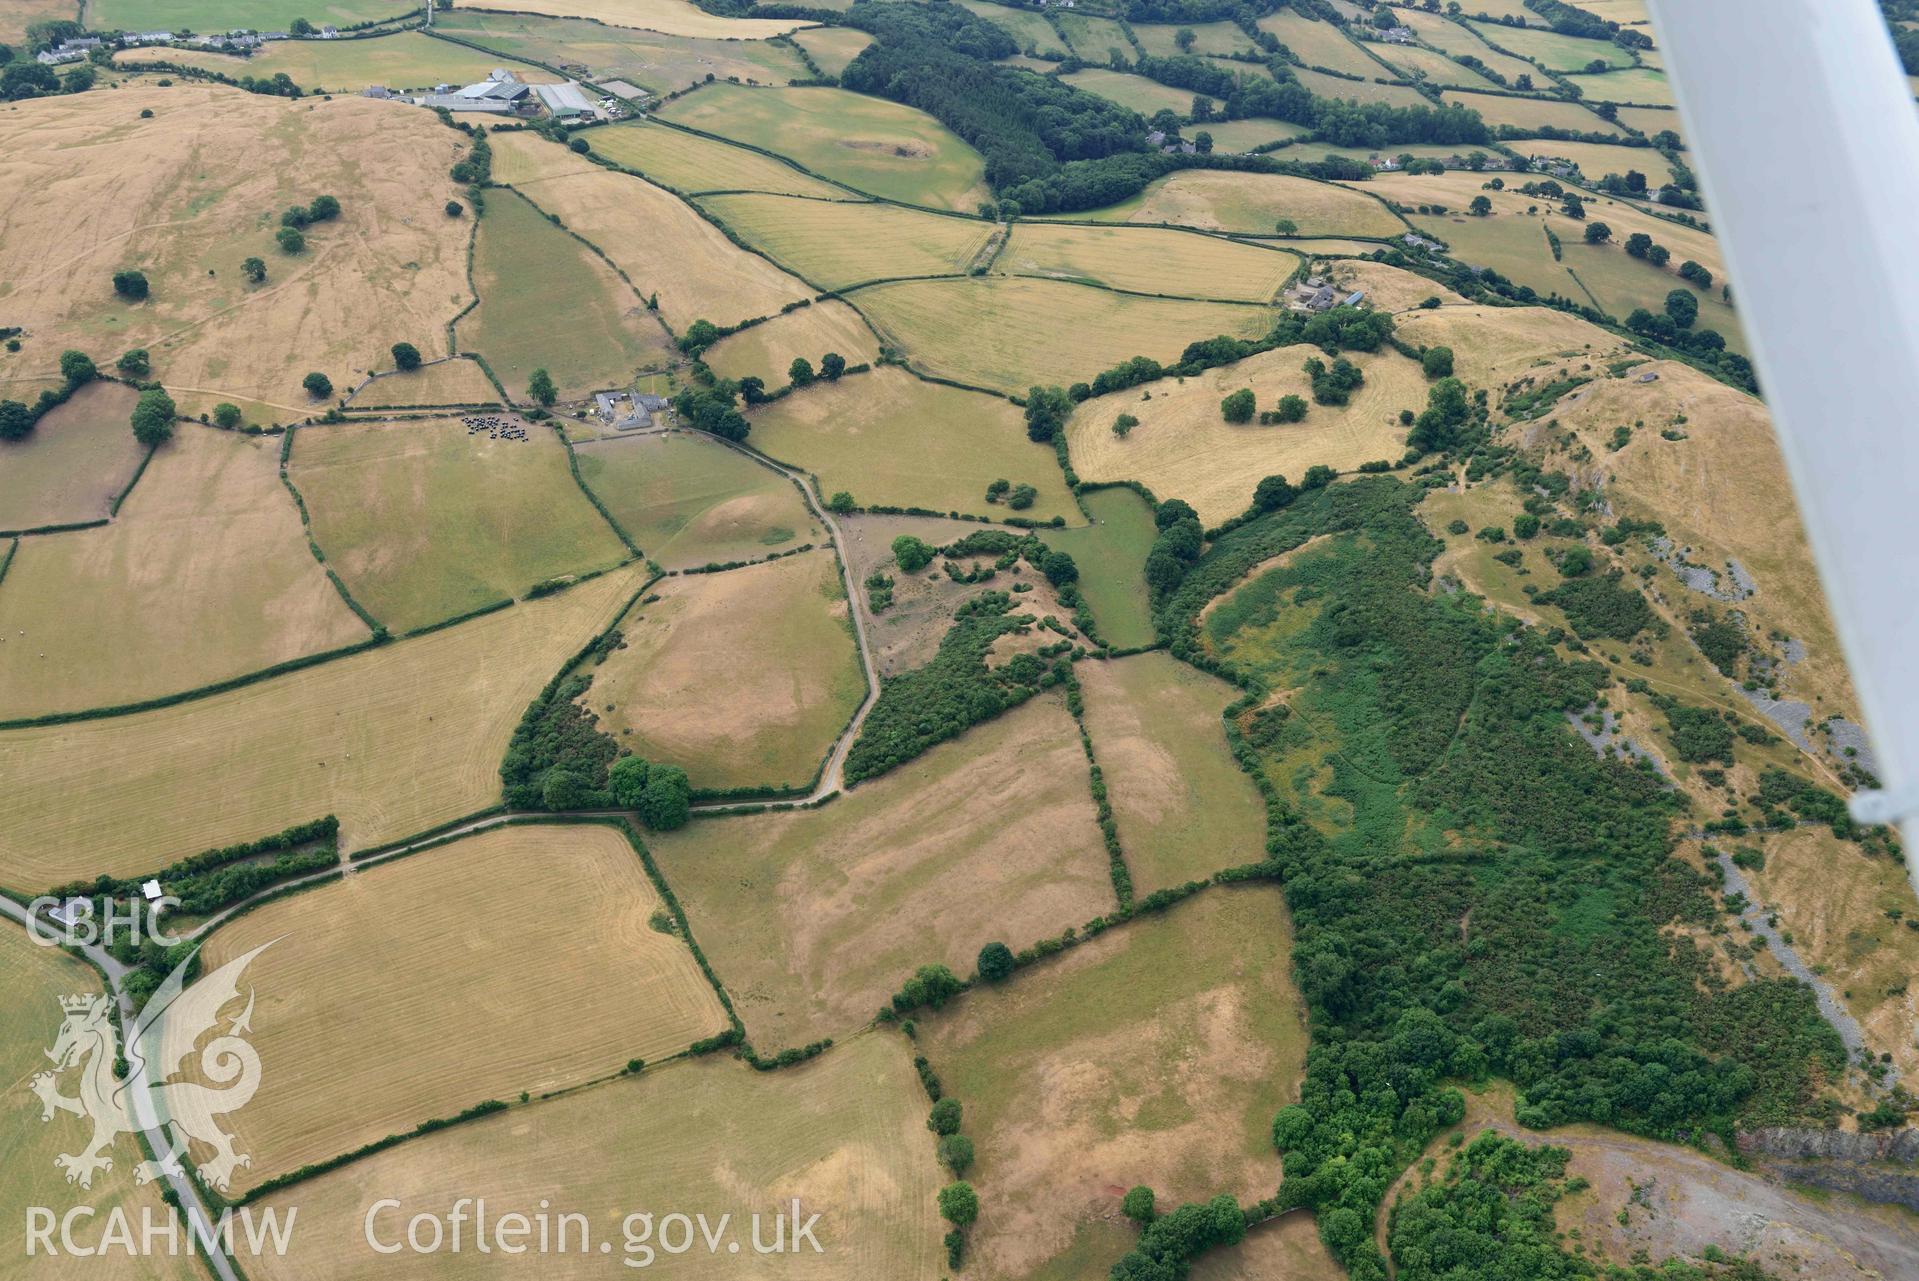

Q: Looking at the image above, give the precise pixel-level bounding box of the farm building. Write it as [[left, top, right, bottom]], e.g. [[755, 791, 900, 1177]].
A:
[[459, 71, 531, 105], [534, 80, 598, 120]]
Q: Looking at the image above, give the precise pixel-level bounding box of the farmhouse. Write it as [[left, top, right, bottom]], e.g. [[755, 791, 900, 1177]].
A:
[[36, 48, 84, 64]]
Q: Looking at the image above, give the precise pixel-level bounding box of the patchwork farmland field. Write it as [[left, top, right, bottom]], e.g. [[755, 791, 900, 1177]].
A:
[[435, 10, 808, 93], [658, 83, 991, 210], [461, 188, 676, 402], [958, 0, 1065, 56], [1565, 66, 1676, 106], [1052, 11, 1133, 62], [585, 120, 846, 197], [287, 416, 629, 634], [1059, 67, 1208, 118], [250, 1035, 944, 1281], [1292, 65, 1432, 109], [436, 0, 805, 37], [0, 381, 146, 532], [1197, 117, 1316, 153], [790, 24, 874, 75], [572, 431, 821, 569], [115, 31, 561, 91], [700, 299, 881, 389], [998, 223, 1299, 303], [746, 366, 1079, 521], [1466, 19, 1631, 72], [0, 426, 369, 719], [1515, 138, 1684, 187], [1441, 88, 1626, 135], [485, 127, 603, 186], [917, 886, 1307, 1281], [1039, 487, 1159, 649], [0, 564, 642, 888], [646, 694, 1114, 1048], [347, 357, 500, 409], [1255, 9, 1381, 78], [1060, 169, 1406, 238], [198, 822, 729, 1192], [1371, 41, 1500, 89], [700, 193, 997, 287], [851, 276, 1273, 394], [582, 551, 863, 790], [1065, 342, 1423, 526], [87, 0, 408, 30], [1393, 8, 1537, 83], [1131, 18, 1254, 57]]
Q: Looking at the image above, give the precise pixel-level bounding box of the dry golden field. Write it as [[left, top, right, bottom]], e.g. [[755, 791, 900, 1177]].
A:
[[584, 121, 846, 197], [287, 416, 630, 634], [512, 171, 811, 333], [444, 0, 806, 36], [1394, 303, 1625, 389], [700, 193, 997, 288], [646, 693, 1114, 1049], [1393, 8, 1536, 82], [0, 564, 643, 889], [249, 1034, 944, 1281], [789, 24, 874, 75], [1077, 654, 1268, 892], [113, 33, 563, 91], [1255, 8, 1384, 77], [1323, 259, 1467, 312], [1441, 89, 1627, 136], [1064, 343, 1423, 526], [486, 127, 604, 187], [1190, 1211, 1340, 1281], [0, 0, 69, 43], [1056, 169, 1406, 238], [582, 551, 864, 790], [0, 425, 369, 719], [0, 85, 472, 414], [701, 300, 881, 388], [998, 223, 1300, 303], [0, 381, 148, 531], [1292, 66, 1433, 109], [745, 367, 1078, 521], [917, 887, 1307, 1281], [851, 276, 1273, 394], [198, 822, 730, 1193], [347, 357, 500, 409]]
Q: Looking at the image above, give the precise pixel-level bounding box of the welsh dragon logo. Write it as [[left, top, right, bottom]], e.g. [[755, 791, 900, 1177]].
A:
[[30, 942, 274, 1192]]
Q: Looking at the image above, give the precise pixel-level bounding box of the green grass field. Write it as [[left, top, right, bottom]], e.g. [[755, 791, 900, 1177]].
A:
[[582, 550, 863, 789], [1516, 138, 1681, 186], [1441, 88, 1625, 135], [120, 30, 558, 92], [998, 222, 1299, 303], [89, 0, 409, 32], [0, 380, 145, 532], [1078, 652, 1268, 887], [958, 0, 1066, 56], [788, 24, 873, 75], [1256, 8, 1383, 77], [747, 366, 1078, 522], [701, 298, 882, 389], [659, 82, 991, 211], [1059, 67, 1207, 118], [1053, 10, 1133, 62], [1132, 18, 1256, 57], [1061, 168, 1406, 238], [462, 189, 674, 402], [1293, 65, 1431, 108], [289, 416, 630, 632], [585, 120, 844, 196], [1393, 9, 1537, 83], [1565, 65, 1675, 106], [434, 11, 807, 95], [572, 430, 821, 569], [851, 275, 1274, 394], [1467, 18, 1632, 71], [699, 193, 996, 287], [1040, 486, 1158, 648], [1194, 117, 1315, 153]]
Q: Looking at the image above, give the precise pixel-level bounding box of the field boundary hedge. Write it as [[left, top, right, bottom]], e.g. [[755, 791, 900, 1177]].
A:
[[550, 421, 643, 556], [277, 424, 388, 636]]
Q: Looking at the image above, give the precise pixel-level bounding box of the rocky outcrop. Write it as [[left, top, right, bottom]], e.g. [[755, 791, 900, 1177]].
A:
[[1738, 1127, 1919, 1212]]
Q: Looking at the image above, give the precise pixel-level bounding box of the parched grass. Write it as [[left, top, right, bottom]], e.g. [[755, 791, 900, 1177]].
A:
[[700, 193, 995, 288], [1052, 11, 1133, 62], [746, 366, 1078, 521], [1441, 88, 1626, 135], [1392, 302, 1625, 390], [958, 0, 1065, 56], [1467, 18, 1632, 72], [1515, 138, 1682, 187], [1040, 487, 1159, 649], [0, 0, 73, 44], [789, 24, 873, 76], [1392, 10, 1536, 83], [1293, 65, 1430, 108], [508, 169, 810, 332], [917, 886, 1306, 1281], [435, 10, 808, 95], [1190, 1210, 1341, 1280], [0, 564, 642, 888], [1256, 9, 1383, 77], [461, 188, 675, 402], [1132, 18, 1256, 57], [1371, 40, 1500, 89], [852, 276, 1274, 395], [0, 381, 146, 531], [348, 357, 500, 409], [88, 0, 408, 33], [486, 127, 603, 186], [646, 692, 1114, 1048], [289, 416, 629, 633], [1059, 67, 1206, 118], [249, 1035, 943, 1281], [438, 0, 805, 37], [573, 431, 820, 570], [1078, 652, 1267, 888], [118, 31, 561, 92], [0, 86, 471, 414], [0, 426, 369, 720], [999, 222, 1298, 303], [199, 823, 729, 1194], [1058, 168, 1406, 237], [585, 120, 844, 196], [1565, 65, 1675, 106], [582, 551, 863, 790], [1064, 342, 1423, 527], [1616, 104, 1683, 139], [1198, 117, 1315, 153], [0, 927, 200, 1281], [702, 299, 880, 389], [658, 82, 991, 211]]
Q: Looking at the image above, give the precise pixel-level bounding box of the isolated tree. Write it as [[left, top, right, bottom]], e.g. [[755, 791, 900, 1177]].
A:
[[938, 1183, 979, 1227], [1584, 221, 1612, 244], [819, 351, 846, 380], [281, 205, 310, 230], [1468, 194, 1492, 216], [1560, 193, 1586, 220], [788, 356, 815, 386], [111, 269, 149, 301], [937, 1134, 974, 1175], [276, 226, 305, 254], [1513, 512, 1540, 540], [1174, 25, 1196, 50], [242, 256, 267, 284], [1122, 1186, 1156, 1224], [59, 350, 96, 386], [0, 399, 34, 442], [637, 764, 690, 831], [1193, 130, 1213, 155], [1624, 232, 1653, 259], [1274, 217, 1298, 235], [129, 387, 176, 446], [390, 341, 422, 372], [302, 371, 332, 399], [609, 756, 651, 808], [116, 348, 150, 377], [1421, 346, 1454, 379], [213, 402, 243, 430], [1112, 412, 1138, 438], [1665, 288, 1699, 329], [827, 490, 856, 514], [1220, 388, 1256, 424], [738, 376, 768, 405], [892, 535, 934, 573], [527, 367, 557, 406], [1274, 395, 1308, 424], [289, 16, 314, 34], [1646, 243, 1671, 267], [1041, 549, 1078, 586], [444, 200, 464, 217], [977, 941, 1015, 982], [569, 137, 590, 154], [1678, 260, 1712, 289], [928, 1098, 962, 1136], [307, 194, 341, 222]]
